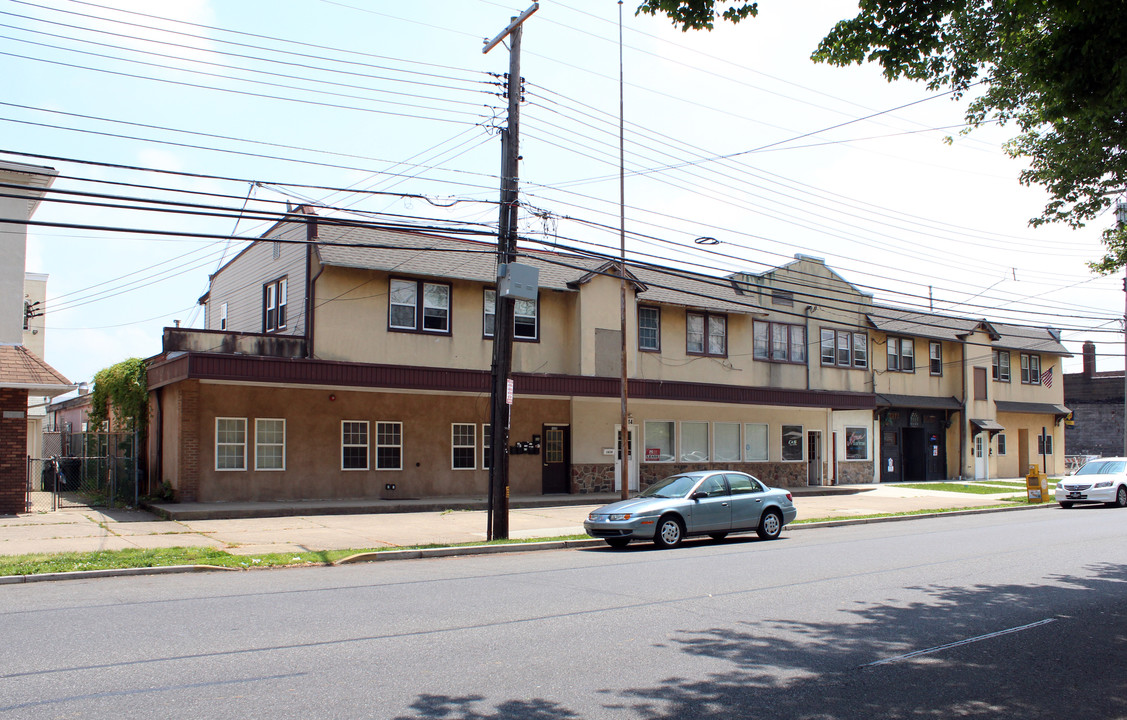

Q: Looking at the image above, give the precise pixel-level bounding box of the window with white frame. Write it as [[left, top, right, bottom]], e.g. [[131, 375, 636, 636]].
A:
[[680, 421, 709, 462], [482, 423, 492, 469], [483, 289, 538, 340], [219, 302, 228, 331], [390, 279, 450, 333], [1021, 353, 1042, 384], [376, 421, 403, 470], [638, 306, 660, 351], [342, 420, 369, 470], [714, 422, 741, 461], [687, 312, 726, 356], [255, 418, 285, 470], [992, 349, 1011, 382], [756, 321, 805, 363], [216, 417, 246, 470], [887, 337, 915, 372], [452, 423, 476, 470], [929, 341, 943, 376], [744, 423, 768, 461], [821, 329, 867, 368], [845, 426, 868, 460], [263, 277, 287, 333], [644, 420, 674, 462]]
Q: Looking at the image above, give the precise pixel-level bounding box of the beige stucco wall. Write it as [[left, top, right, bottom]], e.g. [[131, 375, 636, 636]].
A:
[[312, 266, 580, 375]]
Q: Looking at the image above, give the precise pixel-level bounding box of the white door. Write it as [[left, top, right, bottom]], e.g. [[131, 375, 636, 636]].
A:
[[614, 425, 639, 492], [974, 434, 987, 480]]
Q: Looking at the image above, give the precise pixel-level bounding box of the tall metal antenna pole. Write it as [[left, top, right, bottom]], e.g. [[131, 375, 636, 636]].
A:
[[618, 0, 630, 500], [483, 3, 538, 541]]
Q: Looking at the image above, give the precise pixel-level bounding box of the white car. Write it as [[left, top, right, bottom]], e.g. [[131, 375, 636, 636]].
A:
[[1056, 457, 1127, 508]]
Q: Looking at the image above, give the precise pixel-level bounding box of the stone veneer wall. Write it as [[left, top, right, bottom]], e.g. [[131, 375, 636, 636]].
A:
[[835, 461, 874, 485], [572, 462, 810, 494]]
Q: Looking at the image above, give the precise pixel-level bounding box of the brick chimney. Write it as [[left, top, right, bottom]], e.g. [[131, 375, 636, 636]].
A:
[[1082, 340, 1097, 378]]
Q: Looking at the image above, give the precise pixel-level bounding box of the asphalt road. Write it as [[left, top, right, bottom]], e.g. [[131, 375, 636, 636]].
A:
[[2, 506, 1126, 719]]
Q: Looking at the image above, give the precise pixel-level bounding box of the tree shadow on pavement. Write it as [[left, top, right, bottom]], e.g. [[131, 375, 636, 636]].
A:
[[391, 563, 1127, 719], [617, 561, 1127, 719]]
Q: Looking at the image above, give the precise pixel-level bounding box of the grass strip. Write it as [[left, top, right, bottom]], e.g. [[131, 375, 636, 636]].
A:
[[0, 535, 588, 577], [894, 483, 1028, 495]]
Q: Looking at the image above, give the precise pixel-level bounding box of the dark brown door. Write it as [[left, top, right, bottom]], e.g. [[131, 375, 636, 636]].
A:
[[541, 424, 570, 494]]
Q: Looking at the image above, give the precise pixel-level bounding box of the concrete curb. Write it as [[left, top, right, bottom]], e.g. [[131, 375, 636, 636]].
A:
[[2, 502, 1055, 582], [0, 564, 239, 584]]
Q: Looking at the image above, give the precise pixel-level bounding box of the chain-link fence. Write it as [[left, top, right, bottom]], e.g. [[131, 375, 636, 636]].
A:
[[25, 432, 139, 513]]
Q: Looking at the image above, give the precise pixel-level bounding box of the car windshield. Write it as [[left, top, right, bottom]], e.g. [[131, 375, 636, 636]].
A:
[[639, 475, 700, 498], [1075, 460, 1127, 475]]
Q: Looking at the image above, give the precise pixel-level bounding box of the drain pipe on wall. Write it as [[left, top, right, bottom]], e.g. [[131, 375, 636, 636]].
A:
[[959, 340, 967, 480]]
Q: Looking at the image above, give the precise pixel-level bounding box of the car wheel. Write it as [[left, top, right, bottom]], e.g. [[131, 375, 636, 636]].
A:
[[757, 510, 783, 540], [653, 515, 684, 549], [1059, 501, 1074, 509], [708, 532, 728, 541], [605, 537, 631, 549], [1115, 487, 1127, 508]]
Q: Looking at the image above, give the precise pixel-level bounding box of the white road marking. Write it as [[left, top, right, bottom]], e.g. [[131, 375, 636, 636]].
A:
[[865, 618, 1057, 667]]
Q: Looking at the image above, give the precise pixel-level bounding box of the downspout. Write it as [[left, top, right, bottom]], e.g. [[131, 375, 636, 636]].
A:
[[959, 339, 967, 480]]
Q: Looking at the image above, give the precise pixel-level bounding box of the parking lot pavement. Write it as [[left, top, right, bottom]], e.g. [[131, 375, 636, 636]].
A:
[[0, 482, 1039, 558]]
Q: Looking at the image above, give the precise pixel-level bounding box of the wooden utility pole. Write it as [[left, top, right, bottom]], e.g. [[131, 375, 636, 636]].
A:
[[483, 4, 537, 541]]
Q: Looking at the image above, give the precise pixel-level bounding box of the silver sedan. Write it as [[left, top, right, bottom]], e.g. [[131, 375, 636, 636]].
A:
[[583, 470, 797, 549]]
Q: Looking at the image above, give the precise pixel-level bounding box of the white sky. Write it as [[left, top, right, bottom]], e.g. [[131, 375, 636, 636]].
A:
[[5, 0, 1122, 384]]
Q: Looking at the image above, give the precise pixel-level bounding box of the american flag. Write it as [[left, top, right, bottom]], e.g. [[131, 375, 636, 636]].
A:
[[1041, 366, 1053, 387]]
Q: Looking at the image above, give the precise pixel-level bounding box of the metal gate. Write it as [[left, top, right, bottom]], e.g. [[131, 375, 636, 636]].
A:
[[25, 432, 138, 513]]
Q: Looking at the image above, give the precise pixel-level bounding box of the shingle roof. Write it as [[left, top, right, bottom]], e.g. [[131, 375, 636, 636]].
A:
[[0, 345, 72, 392], [868, 306, 1069, 356], [311, 223, 762, 315]]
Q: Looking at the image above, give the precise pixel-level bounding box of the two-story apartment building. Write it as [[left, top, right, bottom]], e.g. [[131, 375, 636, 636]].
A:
[[144, 209, 1069, 503]]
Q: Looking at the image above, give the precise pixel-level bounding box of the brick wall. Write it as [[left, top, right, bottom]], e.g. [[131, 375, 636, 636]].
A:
[[1065, 402, 1124, 457], [0, 388, 29, 515], [177, 381, 200, 502]]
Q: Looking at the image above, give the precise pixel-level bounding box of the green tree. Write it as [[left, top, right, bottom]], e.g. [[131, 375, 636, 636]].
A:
[[88, 358, 149, 436], [636, 0, 1127, 272]]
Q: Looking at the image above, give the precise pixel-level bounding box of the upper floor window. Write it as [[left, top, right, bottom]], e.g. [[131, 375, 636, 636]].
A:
[[390, 278, 450, 334], [756, 321, 806, 364], [220, 302, 228, 331], [992, 349, 1011, 382], [638, 306, 660, 351], [483, 289, 539, 341], [263, 277, 287, 333], [929, 341, 942, 376], [687, 312, 726, 357], [1021, 353, 1042, 385], [887, 337, 915, 372], [820, 328, 866, 368]]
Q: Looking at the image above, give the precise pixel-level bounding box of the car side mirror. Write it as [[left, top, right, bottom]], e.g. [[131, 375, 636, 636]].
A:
[[691, 491, 708, 500]]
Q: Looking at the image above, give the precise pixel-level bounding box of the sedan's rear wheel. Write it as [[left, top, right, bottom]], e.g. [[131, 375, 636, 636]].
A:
[[756, 510, 783, 540], [605, 537, 631, 549], [653, 515, 684, 549], [1059, 501, 1074, 509]]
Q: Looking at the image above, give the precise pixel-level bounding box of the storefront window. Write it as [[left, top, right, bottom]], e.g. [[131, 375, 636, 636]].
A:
[[845, 426, 868, 460], [680, 421, 709, 462], [644, 421, 674, 462], [781, 425, 803, 461], [714, 423, 740, 461], [744, 423, 768, 461]]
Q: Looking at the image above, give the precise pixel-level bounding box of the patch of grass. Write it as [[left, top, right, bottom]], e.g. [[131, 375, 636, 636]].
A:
[[896, 483, 1025, 495], [0, 535, 594, 577]]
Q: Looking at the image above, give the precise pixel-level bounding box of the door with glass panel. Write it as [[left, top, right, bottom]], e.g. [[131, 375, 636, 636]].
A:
[[541, 424, 570, 494]]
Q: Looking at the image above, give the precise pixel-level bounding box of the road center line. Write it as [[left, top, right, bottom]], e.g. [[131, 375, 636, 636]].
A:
[[864, 618, 1057, 667]]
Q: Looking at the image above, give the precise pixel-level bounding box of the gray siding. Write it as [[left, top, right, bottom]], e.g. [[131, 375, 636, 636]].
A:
[[206, 223, 308, 336]]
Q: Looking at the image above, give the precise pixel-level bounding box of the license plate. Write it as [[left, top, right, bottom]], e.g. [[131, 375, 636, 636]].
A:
[[1067, 492, 1084, 499]]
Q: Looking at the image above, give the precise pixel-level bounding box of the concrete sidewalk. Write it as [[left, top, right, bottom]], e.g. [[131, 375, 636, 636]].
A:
[[0, 480, 1047, 558]]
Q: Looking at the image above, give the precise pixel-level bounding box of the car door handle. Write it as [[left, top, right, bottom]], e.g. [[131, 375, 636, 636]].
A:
[[722, 502, 728, 507]]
